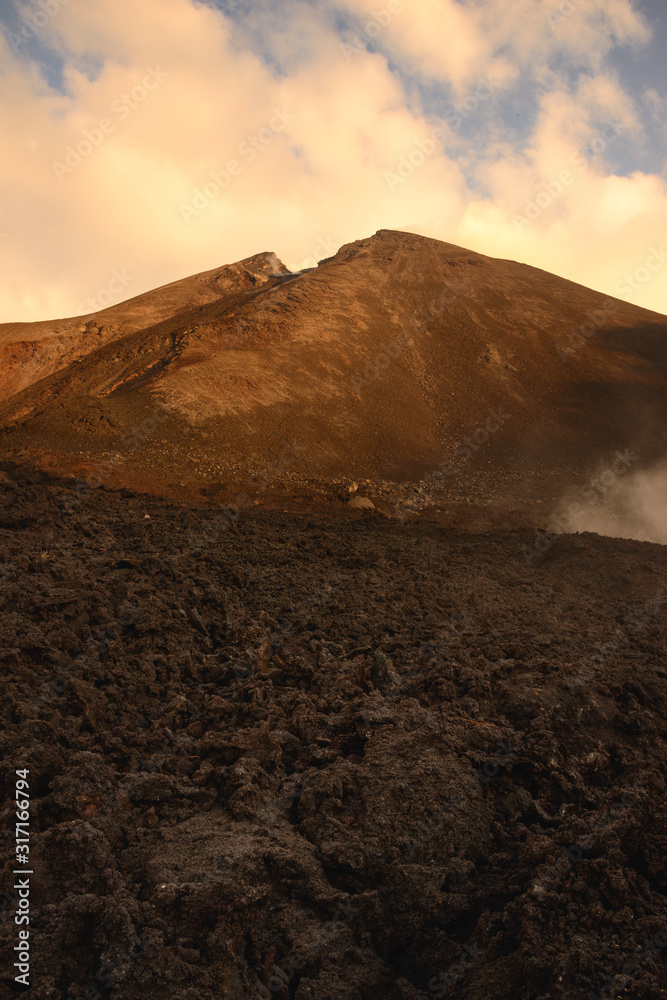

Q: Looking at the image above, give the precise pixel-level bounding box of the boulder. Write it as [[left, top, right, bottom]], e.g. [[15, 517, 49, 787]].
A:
[[348, 495, 375, 510]]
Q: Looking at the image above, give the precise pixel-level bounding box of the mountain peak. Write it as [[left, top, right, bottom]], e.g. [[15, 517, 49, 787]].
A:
[[1, 231, 665, 508]]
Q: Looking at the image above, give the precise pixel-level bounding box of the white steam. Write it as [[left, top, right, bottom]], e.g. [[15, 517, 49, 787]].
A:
[[561, 461, 667, 545]]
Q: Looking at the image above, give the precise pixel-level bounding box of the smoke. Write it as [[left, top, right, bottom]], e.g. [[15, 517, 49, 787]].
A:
[[265, 253, 289, 277], [564, 461, 667, 545]]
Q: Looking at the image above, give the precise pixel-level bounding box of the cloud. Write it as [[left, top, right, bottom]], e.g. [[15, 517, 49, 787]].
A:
[[0, 0, 664, 323], [452, 65, 667, 314], [337, 0, 516, 92], [475, 0, 650, 72]]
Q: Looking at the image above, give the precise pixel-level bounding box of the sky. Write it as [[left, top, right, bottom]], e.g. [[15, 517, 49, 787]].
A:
[[0, 0, 666, 322]]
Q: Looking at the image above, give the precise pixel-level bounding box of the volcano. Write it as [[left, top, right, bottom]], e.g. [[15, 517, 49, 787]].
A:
[[1, 232, 667, 999], [1, 230, 666, 515]]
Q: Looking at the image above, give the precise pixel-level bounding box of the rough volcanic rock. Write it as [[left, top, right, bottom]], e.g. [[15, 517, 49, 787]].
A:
[[0, 477, 666, 999]]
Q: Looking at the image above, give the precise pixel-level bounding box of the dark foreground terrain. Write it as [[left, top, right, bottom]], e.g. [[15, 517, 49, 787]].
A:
[[1, 476, 666, 1000]]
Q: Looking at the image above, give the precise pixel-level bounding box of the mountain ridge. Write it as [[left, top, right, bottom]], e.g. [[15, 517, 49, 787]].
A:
[[1, 230, 665, 515]]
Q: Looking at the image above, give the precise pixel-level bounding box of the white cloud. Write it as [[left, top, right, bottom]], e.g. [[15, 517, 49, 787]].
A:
[[474, 0, 650, 72], [337, 0, 516, 92], [0, 0, 664, 323]]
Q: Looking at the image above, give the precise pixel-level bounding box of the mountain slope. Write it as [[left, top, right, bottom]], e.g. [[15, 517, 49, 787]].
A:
[[1, 230, 665, 506], [0, 251, 288, 402]]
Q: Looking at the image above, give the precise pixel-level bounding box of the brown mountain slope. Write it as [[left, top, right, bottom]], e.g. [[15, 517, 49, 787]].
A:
[[0, 251, 288, 402], [0, 229, 665, 508]]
